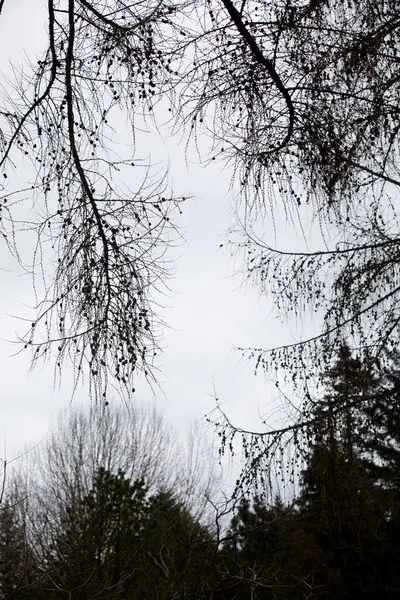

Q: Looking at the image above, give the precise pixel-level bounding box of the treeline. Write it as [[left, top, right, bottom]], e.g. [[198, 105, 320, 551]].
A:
[[0, 407, 223, 600], [1, 345, 400, 598]]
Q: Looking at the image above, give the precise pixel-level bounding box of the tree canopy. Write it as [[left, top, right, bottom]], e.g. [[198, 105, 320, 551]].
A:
[[1, 0, 399, 401]]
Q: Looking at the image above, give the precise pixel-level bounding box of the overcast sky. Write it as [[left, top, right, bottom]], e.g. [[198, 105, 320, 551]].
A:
[[0, 1, 322, 494]]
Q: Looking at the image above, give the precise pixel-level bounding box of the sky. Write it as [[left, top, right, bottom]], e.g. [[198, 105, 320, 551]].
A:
[[0, 1, 322, 495]]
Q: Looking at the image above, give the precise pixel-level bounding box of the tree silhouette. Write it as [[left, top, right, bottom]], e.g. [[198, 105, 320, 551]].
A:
[[0, 0, 186, 400], [1, 0, 399, 399], [47, 467, 149, 599], [219, 345, 400, 598]]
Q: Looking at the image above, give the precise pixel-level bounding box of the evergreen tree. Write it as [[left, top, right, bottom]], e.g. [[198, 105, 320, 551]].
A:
[[0, 500, 37, 600], [44, 467, 217, 600], [136, 491, 216, 600], [223, 494, 338, 600], [48, 467, 149, 599], [311, 344, 378, 452], [359, 353, 400, 498], [357, 352, 400, 597], [298, 345, 399, 599], [219, 345, 400, 599]]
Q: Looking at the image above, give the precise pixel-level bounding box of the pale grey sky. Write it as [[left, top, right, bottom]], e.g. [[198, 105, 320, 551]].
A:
[[0, 0, 322, 489]]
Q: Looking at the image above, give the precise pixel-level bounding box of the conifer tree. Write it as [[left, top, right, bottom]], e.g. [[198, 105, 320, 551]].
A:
[[47, 467, 149, 599], [359, 352, 400, 498], [297, 345, 396, 599], [0, 501, 36, 600], [42, 467, 217, 600]]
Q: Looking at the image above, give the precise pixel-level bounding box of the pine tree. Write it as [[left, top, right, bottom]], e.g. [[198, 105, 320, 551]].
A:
[[220, 345, 400, 599], [224, 494, 338, 600], [48, 467, 149, 599], [298, 345, 396, 599], [221, 497, 281, 600], [311, 344, 378, 452], [358, 353, 400, 498]]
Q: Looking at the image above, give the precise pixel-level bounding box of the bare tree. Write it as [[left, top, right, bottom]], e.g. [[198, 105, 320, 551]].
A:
[[1, 2, 400, 500], [173, 0, 400, 495], [16, 402, 219, 558], [174, 0, 400, 378], [0, 0, 187, 401], [2, 0, 399, 397]]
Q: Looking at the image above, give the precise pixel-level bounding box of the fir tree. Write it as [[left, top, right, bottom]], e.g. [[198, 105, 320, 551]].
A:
[[298, 345, 398, 599], [49, 468, 149, 599]]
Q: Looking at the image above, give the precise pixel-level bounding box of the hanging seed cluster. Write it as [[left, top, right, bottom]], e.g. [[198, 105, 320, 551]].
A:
[[1, 0, 400, 494], [0, 0, 187, 401]]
